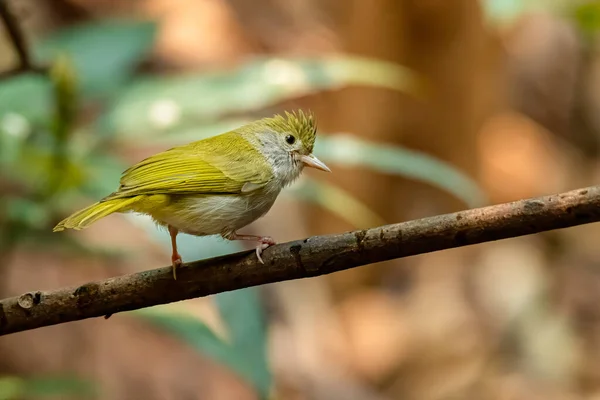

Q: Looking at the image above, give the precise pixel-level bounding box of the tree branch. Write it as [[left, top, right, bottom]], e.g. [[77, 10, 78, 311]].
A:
[[1, 186, 600, 336], [0, 0, 47, 78]]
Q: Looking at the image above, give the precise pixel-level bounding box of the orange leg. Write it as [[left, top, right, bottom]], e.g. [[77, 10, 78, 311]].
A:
[[224, 232, 276, 264], [168, 225, 182, 280]]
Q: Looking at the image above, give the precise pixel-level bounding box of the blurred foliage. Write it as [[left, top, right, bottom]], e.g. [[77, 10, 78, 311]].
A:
[[136, 292, 271, 399], [483, 0, 551, 25], [483, 0, 600, 35], [0, 375, 96, 400], [0, 16, 486, 400], [314, 134, 486, 208], [573, 1, 600, 34], [214, 288, 270, 395], [0, 74, 52, 127], [289, 179, 386, 228], [103, 55, 421, 137], [35, 20, 157, 99]]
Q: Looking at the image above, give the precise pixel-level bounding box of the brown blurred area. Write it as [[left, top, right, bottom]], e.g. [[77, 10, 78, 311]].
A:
[[3, 0, 600, 399]]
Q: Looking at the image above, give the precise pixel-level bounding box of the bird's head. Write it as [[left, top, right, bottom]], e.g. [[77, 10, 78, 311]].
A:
[[247, 110, 330, 186]]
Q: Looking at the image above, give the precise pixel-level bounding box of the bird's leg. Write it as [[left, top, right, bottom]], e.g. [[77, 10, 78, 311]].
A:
[[168, 225, 182, 280], [225, 232, 276, 264]]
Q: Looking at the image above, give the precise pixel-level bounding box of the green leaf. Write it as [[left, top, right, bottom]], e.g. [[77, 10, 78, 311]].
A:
[[105, 55, 420, 137], [314, 133, 487, 208], [288, 178, 385, 228], [0, 73, 53, 126], [136, 307, 270, 399], [215, 289, 271, 398], [116, 119, 252, 145], [35, 20, 157, 98]]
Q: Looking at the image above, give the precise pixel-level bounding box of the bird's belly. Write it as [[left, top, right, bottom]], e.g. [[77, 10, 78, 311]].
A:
[[153, 191, 278, 237]]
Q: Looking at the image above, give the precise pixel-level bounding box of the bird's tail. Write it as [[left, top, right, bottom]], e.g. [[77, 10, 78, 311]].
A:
[[53, 195, 142, 232]]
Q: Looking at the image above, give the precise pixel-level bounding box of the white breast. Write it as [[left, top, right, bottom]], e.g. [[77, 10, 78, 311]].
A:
[[160, 185, 281, 237]]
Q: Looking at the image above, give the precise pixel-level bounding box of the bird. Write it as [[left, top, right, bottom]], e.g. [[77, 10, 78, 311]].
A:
[[53, 110, 331, 279]]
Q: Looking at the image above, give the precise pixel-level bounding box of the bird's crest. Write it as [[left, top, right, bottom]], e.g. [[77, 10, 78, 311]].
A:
[[263, 110, 317, 153]]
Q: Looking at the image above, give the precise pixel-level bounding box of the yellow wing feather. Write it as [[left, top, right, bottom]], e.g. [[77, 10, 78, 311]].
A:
[[110, 131, 273, 199]]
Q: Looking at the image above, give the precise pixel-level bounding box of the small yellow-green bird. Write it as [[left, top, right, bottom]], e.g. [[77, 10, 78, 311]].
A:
[[53, 110, 330, 279]]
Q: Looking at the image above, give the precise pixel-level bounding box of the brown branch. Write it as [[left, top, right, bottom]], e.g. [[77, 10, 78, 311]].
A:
[[0, 0, 47, 78], [1, 186, 600, 336]]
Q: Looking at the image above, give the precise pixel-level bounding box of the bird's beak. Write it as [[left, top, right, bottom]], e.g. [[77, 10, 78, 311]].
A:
[[300, 154, 331, 172]]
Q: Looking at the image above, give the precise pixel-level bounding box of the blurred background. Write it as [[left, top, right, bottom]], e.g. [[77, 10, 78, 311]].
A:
[[1, 0, 600, 399]]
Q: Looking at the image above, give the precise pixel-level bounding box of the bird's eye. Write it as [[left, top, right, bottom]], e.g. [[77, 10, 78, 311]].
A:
[[285, 135, 296, 145]]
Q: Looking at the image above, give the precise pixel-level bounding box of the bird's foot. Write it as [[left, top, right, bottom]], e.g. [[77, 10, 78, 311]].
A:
[[226, 232, 276, 264], [171, 254, 182, 280]]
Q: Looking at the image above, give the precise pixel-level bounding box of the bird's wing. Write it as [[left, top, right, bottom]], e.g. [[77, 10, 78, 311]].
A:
[[111, 132, 273, 198]]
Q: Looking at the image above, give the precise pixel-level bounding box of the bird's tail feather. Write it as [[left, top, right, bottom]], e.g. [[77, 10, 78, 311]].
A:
[[53, 196, 142, 232]]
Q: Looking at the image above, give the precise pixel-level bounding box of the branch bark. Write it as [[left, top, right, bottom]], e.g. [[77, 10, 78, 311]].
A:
[[2, 186, 600, 336]]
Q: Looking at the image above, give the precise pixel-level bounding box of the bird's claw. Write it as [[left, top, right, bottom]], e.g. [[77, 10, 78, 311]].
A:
[[255, 237, 276, 264], [171, 255, 182, 280]]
